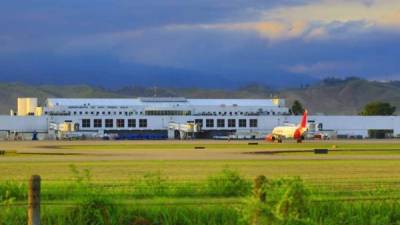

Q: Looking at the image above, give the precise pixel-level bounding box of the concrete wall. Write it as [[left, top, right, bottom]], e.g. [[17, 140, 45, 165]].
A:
[[51, 115, 400, 137], [17, 98, 38, 116], [0, 116, 47, 132], [1, 114, 400, 139], [277, 115, 400, 137]]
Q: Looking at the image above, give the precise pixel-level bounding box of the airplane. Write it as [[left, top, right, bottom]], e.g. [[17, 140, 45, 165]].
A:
[[265, 110, 308, 143]]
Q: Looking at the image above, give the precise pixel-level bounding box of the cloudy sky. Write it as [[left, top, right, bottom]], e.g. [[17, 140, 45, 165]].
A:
[[0, 0, 399, 88]]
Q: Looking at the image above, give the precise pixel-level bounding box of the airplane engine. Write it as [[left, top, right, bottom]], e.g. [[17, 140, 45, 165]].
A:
[[265, 134, 275, 142]]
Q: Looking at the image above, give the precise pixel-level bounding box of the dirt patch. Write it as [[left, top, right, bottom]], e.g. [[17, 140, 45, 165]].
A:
[[245, 148, 400, 155], [16, 152, 86, 156], [245, 150, 314, 155], [38, 145, 65, 149]]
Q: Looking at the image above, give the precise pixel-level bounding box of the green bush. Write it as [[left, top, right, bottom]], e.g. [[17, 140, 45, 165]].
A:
[[243, 177, 312, 225], [206, 168, 251, 197], [67, 193, 115, 225]]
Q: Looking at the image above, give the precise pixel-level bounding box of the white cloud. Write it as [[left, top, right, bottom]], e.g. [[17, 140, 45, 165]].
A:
[[263, 0, 400, 26], [165, 0, 400, 42], [166, 20, 309, 41]]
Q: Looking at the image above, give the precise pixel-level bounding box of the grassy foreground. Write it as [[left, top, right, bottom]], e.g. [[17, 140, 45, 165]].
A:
[[1, 168, 400, 225], [1, 140, 400, 224]]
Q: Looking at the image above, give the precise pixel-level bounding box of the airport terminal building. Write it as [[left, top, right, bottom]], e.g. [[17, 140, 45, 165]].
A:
[[1, 97, 400, 140]]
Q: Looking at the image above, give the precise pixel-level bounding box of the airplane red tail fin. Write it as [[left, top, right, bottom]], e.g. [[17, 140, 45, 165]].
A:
[[300, 110, 308, 128]]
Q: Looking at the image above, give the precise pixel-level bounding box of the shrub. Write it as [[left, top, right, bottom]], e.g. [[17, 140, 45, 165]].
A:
[[133, 171, 168, 198], [206, 168, 251, 197], [67, 193, 115, 225], [243, 177, 312, 225]]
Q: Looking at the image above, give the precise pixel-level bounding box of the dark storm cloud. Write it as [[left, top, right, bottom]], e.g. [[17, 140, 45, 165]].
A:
[[0, 0, 399, 87], [0, 0, 312, 35], [0, 0, 313, 52]]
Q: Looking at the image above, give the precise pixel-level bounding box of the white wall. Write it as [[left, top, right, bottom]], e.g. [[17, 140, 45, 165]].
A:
[[1, 114, 400, 138], [272, 115, 400, 137], [0, 116, 48, 132]]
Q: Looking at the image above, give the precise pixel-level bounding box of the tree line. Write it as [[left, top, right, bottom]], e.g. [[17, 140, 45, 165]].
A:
[[290, 100, 396, 116]]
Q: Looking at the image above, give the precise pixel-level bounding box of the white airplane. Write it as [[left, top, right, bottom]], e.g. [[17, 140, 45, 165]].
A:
[[265, 110, 308, 143]]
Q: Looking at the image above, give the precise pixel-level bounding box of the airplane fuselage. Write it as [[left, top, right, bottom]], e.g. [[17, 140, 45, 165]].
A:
[[271, 126, 299, 139]]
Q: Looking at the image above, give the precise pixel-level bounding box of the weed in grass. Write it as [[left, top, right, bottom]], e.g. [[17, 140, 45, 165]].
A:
[[131, 217, 153, 225], [0, 181, 26, 201], [206, 168, 251, 197], [67, 192, 114, 225], [69, 164, 92, 184], [243, 177, 313, 225]]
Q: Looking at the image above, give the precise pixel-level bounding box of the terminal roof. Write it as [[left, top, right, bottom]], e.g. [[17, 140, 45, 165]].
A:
[[46, 98, 281, 107]]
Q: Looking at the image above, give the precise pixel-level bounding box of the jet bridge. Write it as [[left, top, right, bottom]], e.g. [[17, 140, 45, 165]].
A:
[[168, 122, 201, 139]]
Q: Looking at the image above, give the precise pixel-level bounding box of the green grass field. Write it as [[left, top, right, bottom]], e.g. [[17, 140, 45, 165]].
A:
[[1, 139, 400, 225], [1, 140, 400, 182]]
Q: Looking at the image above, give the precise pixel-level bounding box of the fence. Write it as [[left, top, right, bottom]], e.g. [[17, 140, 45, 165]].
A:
[[28, 175, 40, 225], [3, 175, 400, 225]]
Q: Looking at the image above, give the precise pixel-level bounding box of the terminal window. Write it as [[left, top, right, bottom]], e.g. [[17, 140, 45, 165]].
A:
[[195, 119, 203, 128], [145, 110, 192, 116], [117, 119, 125, 128], [217, 119, 225, 128], [250, 119, 258, 128], [228, 119, 236, 128], [206, 119, 214, 128], [82, 119, 90, 128], [128, 119, 136, 128], [239, 119, 247, 128], [94, 119, 102, 128], [105, 119, 113, 128], [139, 119, 147, 128]]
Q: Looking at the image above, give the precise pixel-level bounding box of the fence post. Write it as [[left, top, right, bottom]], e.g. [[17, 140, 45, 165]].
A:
[[28, 175, 41, 225]]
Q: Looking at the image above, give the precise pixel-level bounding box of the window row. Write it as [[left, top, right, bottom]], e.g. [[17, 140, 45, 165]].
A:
[[81, 119, 147, 128], [196, 111, 282, 116], [194, 119, 258, 128], [76, 111, 138, 116], [46, 110, 283, 117], [45, 111, 143, 116], [145, 110, 191, 116]]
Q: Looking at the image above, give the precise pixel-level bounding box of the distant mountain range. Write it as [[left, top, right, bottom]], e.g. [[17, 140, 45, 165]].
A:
[[1, 78, 399, 115], [281, 78, 400, 115]]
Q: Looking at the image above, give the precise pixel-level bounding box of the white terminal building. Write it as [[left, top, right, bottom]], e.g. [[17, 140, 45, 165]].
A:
[[1, 97, 400, 140]]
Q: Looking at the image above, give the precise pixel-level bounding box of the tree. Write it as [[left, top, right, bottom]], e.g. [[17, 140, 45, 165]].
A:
[[291, 100, 305, 115], [359, 102, 396, 116]]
